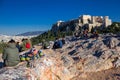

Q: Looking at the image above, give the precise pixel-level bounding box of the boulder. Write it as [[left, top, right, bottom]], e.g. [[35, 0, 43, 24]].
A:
[[114, 59, 120, 68], [61, 54, 74, 68], [104, 37, 119, 49], [0, 54, 73, 80], [83, 57, 113, 72]]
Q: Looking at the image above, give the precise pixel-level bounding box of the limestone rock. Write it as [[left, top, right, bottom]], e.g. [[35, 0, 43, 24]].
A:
[[0, 35, 120, 80]]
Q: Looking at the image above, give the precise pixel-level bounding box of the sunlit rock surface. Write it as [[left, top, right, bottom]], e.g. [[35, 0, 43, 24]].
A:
[[0, 35, 120, 80]]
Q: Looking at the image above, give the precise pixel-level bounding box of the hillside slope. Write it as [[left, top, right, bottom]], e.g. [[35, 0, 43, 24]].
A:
[[0, 35, 120, 80]]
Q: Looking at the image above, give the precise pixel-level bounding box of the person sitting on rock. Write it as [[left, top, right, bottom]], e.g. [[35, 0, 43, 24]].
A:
[[53, 37, 63, 49], [16, 42, 22, 52], [2, 39, 20, 67], [93, 31, 99, 39], [21, 38, 32, 51], [42, 39, 50, 49], [83, 29, 88, 39], [74, 32, 79, 40]]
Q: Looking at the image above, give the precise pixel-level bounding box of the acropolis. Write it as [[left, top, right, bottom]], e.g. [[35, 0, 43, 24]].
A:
[[52, 15, 112, 32]]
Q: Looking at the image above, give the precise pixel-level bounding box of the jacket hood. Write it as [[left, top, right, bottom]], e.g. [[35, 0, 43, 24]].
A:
[[8, 43, 16, 49]]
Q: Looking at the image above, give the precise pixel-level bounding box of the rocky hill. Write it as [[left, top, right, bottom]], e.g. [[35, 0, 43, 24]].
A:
[[0, 34, 120, 80]]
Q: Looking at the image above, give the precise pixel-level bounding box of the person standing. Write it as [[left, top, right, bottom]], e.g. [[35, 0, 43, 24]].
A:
[[2, 39, 20, 67]]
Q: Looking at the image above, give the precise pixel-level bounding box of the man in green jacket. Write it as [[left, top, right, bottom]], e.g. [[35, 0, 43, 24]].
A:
[[2, 39, 20, 67]]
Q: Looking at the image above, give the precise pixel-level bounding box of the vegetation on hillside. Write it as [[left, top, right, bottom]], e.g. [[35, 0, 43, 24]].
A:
[[96, 22, 120, 34], [31, 22, 120, 45], [0, 22, 120, 53], [31, 30, 73, 45], [0, 42, 7, 53]]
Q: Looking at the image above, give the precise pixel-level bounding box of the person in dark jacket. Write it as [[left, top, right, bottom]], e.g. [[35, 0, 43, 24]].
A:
[[2, 39, 20, 67], [53, 38, 63, 49], [16, 42, 22, 52]]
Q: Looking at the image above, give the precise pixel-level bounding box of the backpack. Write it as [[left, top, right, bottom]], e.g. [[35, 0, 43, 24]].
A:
[[32, 48, 38, 55], [25, 42, 31, 49]]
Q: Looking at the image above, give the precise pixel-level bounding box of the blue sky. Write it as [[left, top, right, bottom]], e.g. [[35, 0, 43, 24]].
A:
[[0, 0, 120, 35]]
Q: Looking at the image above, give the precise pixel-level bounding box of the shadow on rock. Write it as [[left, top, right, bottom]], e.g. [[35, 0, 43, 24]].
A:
[[0, 62, 4, 69]]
